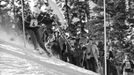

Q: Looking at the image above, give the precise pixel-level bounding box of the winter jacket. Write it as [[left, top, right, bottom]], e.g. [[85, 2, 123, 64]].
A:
[[122, 60, 134, 72]]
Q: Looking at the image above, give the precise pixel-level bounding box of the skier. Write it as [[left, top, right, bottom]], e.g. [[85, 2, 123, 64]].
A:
[[24, 5, 52, 56]]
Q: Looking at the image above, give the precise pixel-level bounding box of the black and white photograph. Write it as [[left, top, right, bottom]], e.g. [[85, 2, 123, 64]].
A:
[[106, 0, 134, 75], [0, 0, 105, 75]]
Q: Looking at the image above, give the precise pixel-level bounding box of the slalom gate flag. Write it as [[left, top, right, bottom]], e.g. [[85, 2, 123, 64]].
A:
[[48, 0, 67, 29]]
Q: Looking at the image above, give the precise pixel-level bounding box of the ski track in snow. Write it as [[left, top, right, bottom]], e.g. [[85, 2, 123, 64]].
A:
[[0, 40, 99, 75], [0, 44, 25, 55], [0, 52, 66, 75]]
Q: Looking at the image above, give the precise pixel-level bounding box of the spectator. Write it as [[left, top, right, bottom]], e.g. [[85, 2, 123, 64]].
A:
[[122, 54, 134, 75], [24, 6, 51, 56], [85, 39, 99, 72]]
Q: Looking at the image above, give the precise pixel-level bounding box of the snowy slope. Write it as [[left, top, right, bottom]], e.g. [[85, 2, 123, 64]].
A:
[[0, 39, 99, 75]]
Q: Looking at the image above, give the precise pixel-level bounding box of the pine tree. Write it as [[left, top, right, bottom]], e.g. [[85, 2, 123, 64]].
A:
[[106, 0, 134, 63]]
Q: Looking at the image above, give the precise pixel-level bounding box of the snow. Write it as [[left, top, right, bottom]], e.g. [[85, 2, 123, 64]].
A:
[[48, 0, 67, 29], [0, 44, 25, 55], [0, 39, 99, 75], [0, 52, 65, 75]]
